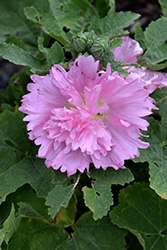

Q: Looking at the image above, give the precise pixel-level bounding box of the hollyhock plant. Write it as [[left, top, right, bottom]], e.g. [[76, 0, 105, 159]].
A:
[[19, 55, 156, 176], [112, 36, 167, 92]]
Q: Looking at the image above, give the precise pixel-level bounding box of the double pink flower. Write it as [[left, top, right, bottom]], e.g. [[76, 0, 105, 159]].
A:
[[19, 37, 164, 176]]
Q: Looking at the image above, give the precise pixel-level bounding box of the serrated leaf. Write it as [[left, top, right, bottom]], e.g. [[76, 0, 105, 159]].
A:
[[4, 67, 30, 107], [134, 25, 147, 51], [38, 37, 64, 66], [45, 174, 80, 219], [83, 167, 134, 220], [100, 51, 129, 74], [0, 43, 48, 73], [24, 6, 70, 45], [138, 18, 167, 68], [0, 184, 50, 226], [56, 194, 77, 227], [95, 0, 108, 18], [89, 11, 140, 39], [59, 211, 127, 250], [48, 0, 99, 34], [0, 204, 20, 247], [0, 0, 49, 51], [25, 0, 98, 45], [7, 217, 68, 250], [0, 110, 54, 204], [158, 0, 167, 17], [134, 107, 167, 199], [45, 184, 75, 219], [110, 182, 167, 250]]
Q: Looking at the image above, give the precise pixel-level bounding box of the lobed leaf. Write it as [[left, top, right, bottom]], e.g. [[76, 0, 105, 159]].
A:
[[59, 211, 127, 250], [38, 37, 64, 66], [134, 102, 167, 199], [0, 110, 54, 204], [135, 18, 167, 69], [83, 167, 134, 220], [89, 11, 140, 39], [110, 182, 167, 250], [0, 204, 20, 247], [0, 0, 49, 51], [0, 43, 48, 73]]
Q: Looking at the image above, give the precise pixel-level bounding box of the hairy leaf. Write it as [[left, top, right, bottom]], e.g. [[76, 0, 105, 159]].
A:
[[136, 18, 167, 69], [60, 211, 127, 250], [89, 11, 140, 39], [0, 0, 49, 50], [38, 37, 64, 66], [83, 167, 134, 220], [45, 174, 80, 219], [0, 43, 48, 73], [0, 110, 54, 204], [7, 217, 67, 249], [110, 182, 167, 250], [134, 101, 167, 199], [0, 204, 20, 247]]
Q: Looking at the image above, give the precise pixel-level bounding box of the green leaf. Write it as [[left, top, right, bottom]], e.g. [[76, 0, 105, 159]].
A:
[[134, 25, 147, 51], [48, 0, 99, 35], [38, 37, 64, 66], [45, 175, 80, 219], [150, 87, 167, 113], [0, 204, 20, 247], [0, 0, 49, 51], [137, 18, 167, 69], [83, 167, 134, 220], [110, 182, 167, 250], [4, 67, 30, 107], [24, 6, 70, 45], [100, 51, 129, 74], [158, 0, 167, 17], [0, 43, 48, 73], [95, 0, 109, 18], [110, 38, 123, 50], [55, 194, 77, 227], [7, 217, 68, 250], [0, 110, 54, 204], [134, 107, 167, 199], [25, 0, 98, 45], [0, 184, 50, 226], [45, 184, 75, 219], [89, 11, 140, 39], [60, 211, 127, 250]]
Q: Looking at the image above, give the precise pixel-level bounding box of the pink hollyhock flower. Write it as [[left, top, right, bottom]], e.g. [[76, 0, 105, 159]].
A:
[[112, 36, 143, 63], [19, 55, 156, 176], [112, 36, 167, 92]]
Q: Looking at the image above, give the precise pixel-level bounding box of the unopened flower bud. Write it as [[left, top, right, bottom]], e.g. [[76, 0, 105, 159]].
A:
[[71, 34, 87, 52], [85, 30, 97, 50], [89, 37, 111, 59]]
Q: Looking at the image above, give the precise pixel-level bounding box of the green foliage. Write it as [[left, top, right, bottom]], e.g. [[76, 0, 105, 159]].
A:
[[110, 182, 167, 250], [59, 212, 127, 250], [83, 167, 134, 220], [0, 0, 49, 50], [0, 110, 54, 204], [158, 0, 167, 17], [38, 37, 64, 67], [7, 217, 68, 249], [1, 0, 167, 249], [0, 43, 48, 73], [0, 204, 20, 247], [135, 18, 167, 70], [89, 11, 140, 39], [134, 115, 167, 199], [46, 184, 75, 219]]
